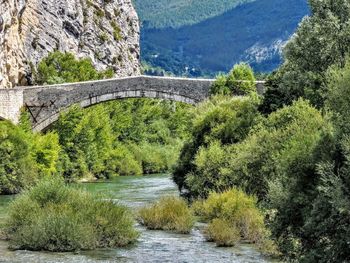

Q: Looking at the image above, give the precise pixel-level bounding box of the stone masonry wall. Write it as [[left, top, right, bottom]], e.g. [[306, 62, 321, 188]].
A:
[[0, 76, 265, 131], [0, 89, 24, 123]]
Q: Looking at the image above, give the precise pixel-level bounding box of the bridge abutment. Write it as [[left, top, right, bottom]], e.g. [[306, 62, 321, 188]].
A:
[[0, 89, 24, 124]]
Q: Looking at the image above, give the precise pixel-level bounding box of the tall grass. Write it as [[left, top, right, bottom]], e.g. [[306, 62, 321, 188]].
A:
[[4, 178, 138, 251], [204, 218, 240, 247], [137, 196, 194, 234], [193, 188, 279, 255]]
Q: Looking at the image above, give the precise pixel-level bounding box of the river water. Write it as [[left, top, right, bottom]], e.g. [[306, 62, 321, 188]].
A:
[[0, 174, 274, 263]]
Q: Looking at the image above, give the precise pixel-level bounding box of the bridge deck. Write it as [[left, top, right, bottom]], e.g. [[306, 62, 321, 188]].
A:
[[0, 75, 265, 131]]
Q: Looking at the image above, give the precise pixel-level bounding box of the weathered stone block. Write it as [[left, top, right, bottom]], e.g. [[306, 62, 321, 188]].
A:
[[0, 89, 24, 123]]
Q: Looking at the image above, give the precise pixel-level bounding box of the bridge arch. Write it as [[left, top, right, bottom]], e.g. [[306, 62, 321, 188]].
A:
[[21, 76, 215, 132], [0, 75, 265, 132], [33, 90, 200, 132]]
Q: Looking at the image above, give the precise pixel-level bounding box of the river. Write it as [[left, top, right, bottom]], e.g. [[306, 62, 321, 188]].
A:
[[0, 174, 274, 263]]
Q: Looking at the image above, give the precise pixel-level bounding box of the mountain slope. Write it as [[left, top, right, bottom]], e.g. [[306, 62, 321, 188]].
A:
[[137, 0, 309, 76], [133, 0, 254, 28]]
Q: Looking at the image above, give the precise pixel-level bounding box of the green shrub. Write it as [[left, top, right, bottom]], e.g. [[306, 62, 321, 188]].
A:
[[194, 189, 266, 242], [4, 179, 138, 251], [204, 218, 240, 247], [138, 196, 194, 234], [210, 74, 231, 95], [195, 189, 280, 255], [193, 188, 280, 255], [111, 21, 122, 41]]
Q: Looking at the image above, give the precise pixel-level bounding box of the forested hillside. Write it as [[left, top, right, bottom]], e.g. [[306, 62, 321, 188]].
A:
[[133, 0, 254, 28], [134, 0, 309, 76]]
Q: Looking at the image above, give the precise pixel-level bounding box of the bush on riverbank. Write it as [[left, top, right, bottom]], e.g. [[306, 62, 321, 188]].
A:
[[137, 196, 194, 234], [4, 179, 138, 251], [193, 189, 278, 254], [193, 189, 267, 243]]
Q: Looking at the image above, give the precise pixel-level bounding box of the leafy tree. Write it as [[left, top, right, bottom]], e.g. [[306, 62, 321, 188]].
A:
[[261, 0, 350, 112], [178, 99, 331, 201], [325, 58, 350, 138], [290, 58, 350, 262], [210, 63, 256, 96], [173, 95, 261, 196], [0, 120, 60, 194], [54, 105, 115, 181], [0, 121, 36, 194], [301, 154, 350, 263]]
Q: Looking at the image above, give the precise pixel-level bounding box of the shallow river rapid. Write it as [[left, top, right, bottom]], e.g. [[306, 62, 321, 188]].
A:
[[0, 174, 275, 263]]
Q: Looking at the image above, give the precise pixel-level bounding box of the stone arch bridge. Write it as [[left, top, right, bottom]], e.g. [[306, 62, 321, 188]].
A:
[[0, 75, 265, 132]]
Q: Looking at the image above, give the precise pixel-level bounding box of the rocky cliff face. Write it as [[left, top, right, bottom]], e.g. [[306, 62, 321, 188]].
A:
[[0, 0, 140, 88]]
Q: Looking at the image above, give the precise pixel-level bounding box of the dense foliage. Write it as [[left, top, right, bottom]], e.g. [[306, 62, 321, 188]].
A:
[[255, 2, 350, 258], [4, 179, 138, 251], [289, 59, 350, 262], [172, 0, 350, 260], [175, 97, 330, 201], [261, 0, 350, 112], [0, 51, 192, 192], [0, 120, 60, 194], [174, 94, 335, 259], [54, 99, 191, 181], [173, 95, 260, 198]]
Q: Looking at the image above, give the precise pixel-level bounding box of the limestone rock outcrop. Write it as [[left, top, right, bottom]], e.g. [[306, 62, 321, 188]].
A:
[[0, 0, 140, 88]]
